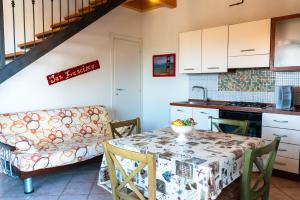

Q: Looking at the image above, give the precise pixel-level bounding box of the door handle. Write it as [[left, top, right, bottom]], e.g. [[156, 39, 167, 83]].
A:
[[275, 161, 286, 166], [278, 149, 288, 152], [240, 49, 255, 52], [207, 67, 220, 70], [116, 88, 125, 91], [184, 68, 195, 71], [200, 112, 210, 115]]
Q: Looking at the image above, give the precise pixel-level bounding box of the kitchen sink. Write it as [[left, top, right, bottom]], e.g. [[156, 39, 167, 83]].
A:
[[179, 101, 226, 106]]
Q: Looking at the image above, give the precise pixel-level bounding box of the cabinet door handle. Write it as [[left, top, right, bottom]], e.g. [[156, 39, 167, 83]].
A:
[[273, 134, 288, 138], [200, 112, 210, 115], [278, 149, 288, 152], [177, 109, 183, 112], [207, 67, 220, 70], [240, 49, 255, 52], [275, 161, 287, 166], [273, 120, 289, 123], [184, 68, 195, 70]]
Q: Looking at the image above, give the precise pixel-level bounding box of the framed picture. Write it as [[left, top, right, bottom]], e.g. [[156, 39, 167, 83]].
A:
[[153, 54, 176, 77]]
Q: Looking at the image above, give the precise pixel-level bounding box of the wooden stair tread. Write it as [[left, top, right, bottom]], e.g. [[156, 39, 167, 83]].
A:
[[78, 6, 94, 13], [78, 0, 107, 12], [5, 52, 25, 60], [35, 27, 64, 39], [90, 0, 108, 7], [50, 17, 81, 29], [18, 39, 44, 49], [64, 8, 95, 20]]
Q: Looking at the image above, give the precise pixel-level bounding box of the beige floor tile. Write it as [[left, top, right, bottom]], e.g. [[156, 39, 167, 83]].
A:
[[278, 187, 300, 200], [269, 185, 293, 200], [271, 176, 300, 189]]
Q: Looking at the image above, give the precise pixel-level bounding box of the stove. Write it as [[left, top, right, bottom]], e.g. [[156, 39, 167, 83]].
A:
[[225, 102, 271, 109]]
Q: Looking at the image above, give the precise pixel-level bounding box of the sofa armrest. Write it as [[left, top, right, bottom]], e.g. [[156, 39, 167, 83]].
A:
[[0, 134, 16, 151], [15, 136, 38, 153]]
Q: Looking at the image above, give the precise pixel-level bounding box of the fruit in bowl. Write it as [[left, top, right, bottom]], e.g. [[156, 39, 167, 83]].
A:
[[171, 118, 196, 135]]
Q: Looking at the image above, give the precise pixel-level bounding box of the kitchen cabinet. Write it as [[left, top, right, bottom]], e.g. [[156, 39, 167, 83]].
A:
[[170, 106, 219, 131], [179, 30, 202, 73], [262, 113, 300, 174], [228, 19, 271, 69], [271, 14, 300, 71], [202, 26, 228, 73], [170, 106, 193, 121], [193, 107, 219, 131]]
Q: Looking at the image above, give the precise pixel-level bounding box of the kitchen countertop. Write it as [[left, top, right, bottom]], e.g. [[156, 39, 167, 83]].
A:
[[170, 99, 300, 116]]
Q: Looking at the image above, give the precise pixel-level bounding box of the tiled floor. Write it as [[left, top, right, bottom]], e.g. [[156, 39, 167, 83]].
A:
[[0, 162, 112, 200], [0, 162, 299, 200]]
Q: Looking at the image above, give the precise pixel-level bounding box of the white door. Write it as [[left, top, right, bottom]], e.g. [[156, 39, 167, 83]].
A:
[[113, 38, 141, 120]]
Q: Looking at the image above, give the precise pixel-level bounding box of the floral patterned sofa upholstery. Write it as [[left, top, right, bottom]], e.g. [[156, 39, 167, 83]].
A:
[[0, 105, 111, 175]]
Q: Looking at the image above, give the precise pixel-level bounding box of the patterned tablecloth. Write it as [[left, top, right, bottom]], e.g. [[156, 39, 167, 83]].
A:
[[97, 128, 265, 200]]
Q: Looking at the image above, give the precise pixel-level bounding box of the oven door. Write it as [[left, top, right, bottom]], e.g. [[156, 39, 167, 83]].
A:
[[219, 110, 262, 138]]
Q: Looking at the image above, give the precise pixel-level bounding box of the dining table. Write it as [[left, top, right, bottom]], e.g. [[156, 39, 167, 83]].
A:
[[97, 128, 265, 200]]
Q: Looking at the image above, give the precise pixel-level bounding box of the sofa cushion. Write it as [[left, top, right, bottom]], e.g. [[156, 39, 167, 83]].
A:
[[12, 135, 109, 172], [15, 136, 38, 153], [0, 105, 111, 147]]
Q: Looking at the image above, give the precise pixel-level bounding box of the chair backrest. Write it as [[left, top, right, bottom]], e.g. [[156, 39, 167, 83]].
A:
[[103, 142, 156, 200], [241, 137, 281, 200], [210, 117, 249, 136], [109, 118, 141, 139]]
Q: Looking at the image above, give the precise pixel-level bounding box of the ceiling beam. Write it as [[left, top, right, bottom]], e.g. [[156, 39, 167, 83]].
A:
[[160, 0, 177, 8], [122, 0, 176, 12]]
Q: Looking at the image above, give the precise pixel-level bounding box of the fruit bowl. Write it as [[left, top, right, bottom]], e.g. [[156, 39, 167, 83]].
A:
[[171, 118, 196, 142], [171, 125, 194, 135]]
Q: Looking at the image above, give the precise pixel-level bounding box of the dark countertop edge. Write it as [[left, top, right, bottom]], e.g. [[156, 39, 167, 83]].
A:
[[170, 102, 300, 116]]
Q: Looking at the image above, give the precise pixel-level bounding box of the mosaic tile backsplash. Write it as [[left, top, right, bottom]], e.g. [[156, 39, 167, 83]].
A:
[[218, 69, 275, 92], [189, 69, 300, 105]]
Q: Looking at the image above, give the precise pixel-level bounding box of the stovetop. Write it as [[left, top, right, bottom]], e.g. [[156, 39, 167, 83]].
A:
[[225, 102, 271, 109]]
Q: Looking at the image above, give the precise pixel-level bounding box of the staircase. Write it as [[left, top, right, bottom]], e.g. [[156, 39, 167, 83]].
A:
[[0, 0, 126, 84]]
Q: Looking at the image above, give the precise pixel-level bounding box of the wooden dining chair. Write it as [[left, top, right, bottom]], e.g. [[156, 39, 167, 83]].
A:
[[109, 117, 141, 139], [218, 137, 281, 200], [209, 116, 249, 136], [102, 141, 156, 200]]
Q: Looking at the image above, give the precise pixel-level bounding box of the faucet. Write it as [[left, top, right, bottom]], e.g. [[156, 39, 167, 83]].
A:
[[192, 86, 208, 102]]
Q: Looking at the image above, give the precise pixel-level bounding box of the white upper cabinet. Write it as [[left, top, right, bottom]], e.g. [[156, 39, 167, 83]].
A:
[[228, 19, 271, 68], [202, 25, 228, 73], [179, 30, 202, 73]]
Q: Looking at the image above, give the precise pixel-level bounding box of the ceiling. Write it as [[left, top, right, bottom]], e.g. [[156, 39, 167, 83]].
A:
[[122, 0, 177, 12]]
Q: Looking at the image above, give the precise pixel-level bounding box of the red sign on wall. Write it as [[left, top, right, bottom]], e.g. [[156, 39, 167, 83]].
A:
[[47, 60, 100, 85]]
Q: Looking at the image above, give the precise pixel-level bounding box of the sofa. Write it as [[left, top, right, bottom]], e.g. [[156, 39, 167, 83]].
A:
[[0, 105, 111, 193]]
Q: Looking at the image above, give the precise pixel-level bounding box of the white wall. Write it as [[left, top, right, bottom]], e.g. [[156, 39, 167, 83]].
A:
[[141, 0, 300, 131], [2, 0, 300, 131], [0, 7, 141, 114]]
